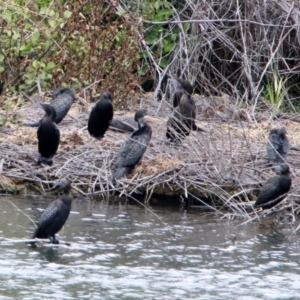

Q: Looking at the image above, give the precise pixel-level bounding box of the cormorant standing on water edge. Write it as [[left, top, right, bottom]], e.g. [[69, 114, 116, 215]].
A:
[[24, 87, 75, 127], [32, 179, 72, 244], [113, 110, 152, 180], [266, 127, 290, 165], [253, 163, 291, 210], [37, 104, 60, 166], [88, 91, 113, 140], [166, 94, 204, 143]]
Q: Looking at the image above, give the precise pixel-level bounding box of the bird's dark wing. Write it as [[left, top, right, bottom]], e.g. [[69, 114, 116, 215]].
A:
[[282, 138, 290, 155], [166, 108, 190, 142], [266, 134, 280, 161], [254, 176, 286, 207], [33, 201, 62, 237], [110, 118, 136, 132], [117, 130, 151, 167], [50, 91, 74, 124]]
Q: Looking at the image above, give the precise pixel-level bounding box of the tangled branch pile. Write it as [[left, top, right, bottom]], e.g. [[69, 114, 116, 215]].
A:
[[0, 95, 300, 220], [120, 0, 300, 109]]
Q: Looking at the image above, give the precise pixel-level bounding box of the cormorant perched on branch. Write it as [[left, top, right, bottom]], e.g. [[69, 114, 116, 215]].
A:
[[24, 87, 76, 127], [88, 91, 113, 140], [253, 163, 291, 210], [166, 94, 205, 143], [110, 109, 148, 133], [32, 179, 72, 244], [37, 104, 60, 166], [113, 110, 152, 180], [266, 127, 290, 165]]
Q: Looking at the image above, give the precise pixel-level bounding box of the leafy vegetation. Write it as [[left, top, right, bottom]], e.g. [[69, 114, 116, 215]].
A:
[[0, 0, 140, 107], [140, 0, 178, 74], [1, 0, 300, 112], [263, 72, 289, 112]]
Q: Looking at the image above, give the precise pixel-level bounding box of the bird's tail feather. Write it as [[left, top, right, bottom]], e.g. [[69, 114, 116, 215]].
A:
[[23, 121, 41, 127], [192, 123, 205, 132], [113, 167, 129, 180]]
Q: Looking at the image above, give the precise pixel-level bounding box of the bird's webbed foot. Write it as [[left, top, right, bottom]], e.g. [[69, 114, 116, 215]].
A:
[[50, 236, 59, 244]]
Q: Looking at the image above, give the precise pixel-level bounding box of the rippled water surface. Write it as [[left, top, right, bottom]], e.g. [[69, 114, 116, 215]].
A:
[[0, 195, 300, 299]]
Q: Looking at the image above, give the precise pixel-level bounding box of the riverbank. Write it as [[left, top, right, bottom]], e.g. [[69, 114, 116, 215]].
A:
[[0, 92, 299, 214]]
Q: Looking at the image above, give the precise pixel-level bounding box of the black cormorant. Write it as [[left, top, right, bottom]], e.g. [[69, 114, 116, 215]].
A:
[[157, 75, 193, 102], [113, 110, 152, 180], [88, 91, 113, 140], [266, 127, 290, 165], [110, 109, 148, 133], [166, 94, 204, 143], [253, 163, 291, 210], [32, 179, 72, 244], [37, 104, 60, 166], [24, 87, 76, 127], [170, 79, 194, 108]]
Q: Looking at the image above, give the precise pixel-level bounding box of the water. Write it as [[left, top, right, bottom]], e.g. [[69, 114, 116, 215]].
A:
[[0, 196, 299, 300]]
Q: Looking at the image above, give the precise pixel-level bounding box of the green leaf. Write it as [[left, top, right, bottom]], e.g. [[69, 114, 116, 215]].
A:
[[48, 10, 56, 17], [63, 11, 72, 19], [32, 60, 39, 69], [12, 32, 21, 40], [171, 33, 179, 41], [0, 54, 4, 62], [38, 72, 47, 80], [0, 66, 4, 73], [3, 10, 12, 23], [48, 19, 57, 28], [155, 9, 173, 18], [31, 29, 40, 45], [145, 31, 158, 45], [138, 64, 149, 76], [46, 62, 55, 70], [163, 39, 175, 52], [154, 1, 160, 10], [159, 57, 169, 68]]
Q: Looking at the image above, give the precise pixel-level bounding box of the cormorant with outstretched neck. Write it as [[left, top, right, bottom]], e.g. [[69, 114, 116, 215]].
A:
[[253, 163, 291, 210], [37, 104, 60, 166], [88, 91, 113, 140], [166, 94, 205, 143], [24, 87, 76, 127], [32, 179, 72, 244], [113, 110, 152, 180], [266, 127, 290, 165]]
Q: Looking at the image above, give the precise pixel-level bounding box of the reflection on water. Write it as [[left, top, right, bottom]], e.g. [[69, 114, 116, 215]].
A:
[[0, 195, 299, 299]]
